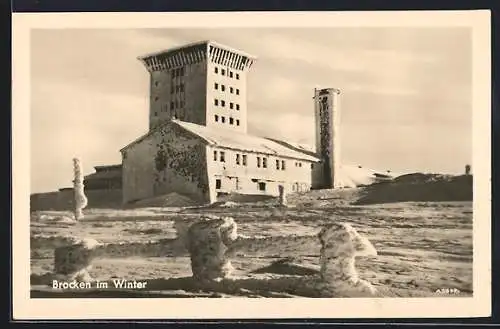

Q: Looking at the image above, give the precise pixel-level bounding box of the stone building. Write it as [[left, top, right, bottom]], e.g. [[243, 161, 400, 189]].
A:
[[120, 40, 342, 205]]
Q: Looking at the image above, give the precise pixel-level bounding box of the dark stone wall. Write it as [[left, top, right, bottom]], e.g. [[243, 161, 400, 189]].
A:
[[152, 122, 209, 203]]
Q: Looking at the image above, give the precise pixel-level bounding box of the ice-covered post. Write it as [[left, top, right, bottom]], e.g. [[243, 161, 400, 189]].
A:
[[186, 216, 238, 281], [72, 158, 88, 220], [278, 184, 287, 207], [53, 237, 101, 282]]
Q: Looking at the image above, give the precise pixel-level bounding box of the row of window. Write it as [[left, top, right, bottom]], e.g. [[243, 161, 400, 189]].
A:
[[212, 151, 290, 171], [152, 98, 185, 117], [215, 178, 266, 191], [170, 100, 185, 110], [214, 99, 240, 110], [214, 115, 240, 126], [171, 67, 185, 78], [214, 83, 240, 95], [214, 67, 240, 80], [171, 83, 185, 94], [215, 179, 308, 192]]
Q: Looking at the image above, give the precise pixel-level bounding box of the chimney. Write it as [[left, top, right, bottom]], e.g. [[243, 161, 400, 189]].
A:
[[465, 164, 471, 175], [312, 88, 342, 189]]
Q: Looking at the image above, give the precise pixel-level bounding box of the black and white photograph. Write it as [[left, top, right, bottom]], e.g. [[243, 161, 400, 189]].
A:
[[12, 10, 491, 319]]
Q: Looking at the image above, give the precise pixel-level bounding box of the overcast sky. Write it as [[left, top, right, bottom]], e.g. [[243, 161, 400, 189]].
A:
[[30, 27, 472, 193]]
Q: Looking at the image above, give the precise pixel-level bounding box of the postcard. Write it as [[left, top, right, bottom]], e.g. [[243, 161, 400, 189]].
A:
[[12, 10, 491, 320]]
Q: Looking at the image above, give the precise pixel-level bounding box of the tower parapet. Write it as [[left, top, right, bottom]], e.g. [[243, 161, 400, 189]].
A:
[[138, 42, 208, 73]]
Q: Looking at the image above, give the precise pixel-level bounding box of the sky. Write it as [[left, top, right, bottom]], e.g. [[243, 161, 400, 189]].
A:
[[30, 27, 472, 193]]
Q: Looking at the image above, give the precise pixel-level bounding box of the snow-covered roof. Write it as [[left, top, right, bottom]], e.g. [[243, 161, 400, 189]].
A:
[[172, 120, 320, 162]]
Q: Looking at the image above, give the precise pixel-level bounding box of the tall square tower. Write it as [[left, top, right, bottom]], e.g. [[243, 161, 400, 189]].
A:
[[138, 41, 256, 133]]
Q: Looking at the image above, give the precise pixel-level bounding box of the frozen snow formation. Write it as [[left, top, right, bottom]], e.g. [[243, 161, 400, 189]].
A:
[[317, 222, 378, 297], [72, 158, 88, 220], [53, 237, 101, 282], [39, 216, 381, 297], [187, 216, 238, 281]]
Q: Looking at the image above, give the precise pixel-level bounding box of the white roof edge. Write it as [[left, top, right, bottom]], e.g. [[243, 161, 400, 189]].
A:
[[137, 40, 257, 62], [137, 40, 209, 60], [119, 131, 152, 152], [208, 41, 258, 60], [172, 120, 318, 162]]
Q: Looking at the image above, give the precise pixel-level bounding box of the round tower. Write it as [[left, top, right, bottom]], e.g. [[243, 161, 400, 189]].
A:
[[312, 88, 342, 189]]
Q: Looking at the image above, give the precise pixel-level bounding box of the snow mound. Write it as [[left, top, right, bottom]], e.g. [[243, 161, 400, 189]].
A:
[[354, 173, 473, 205], [127, 193, 199, 208]]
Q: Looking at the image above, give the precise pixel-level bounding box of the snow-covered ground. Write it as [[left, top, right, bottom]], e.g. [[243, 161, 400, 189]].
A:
[[30, 188, 472, 298]]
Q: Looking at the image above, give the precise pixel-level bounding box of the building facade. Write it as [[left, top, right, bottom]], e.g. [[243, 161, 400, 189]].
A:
[[121, 40, 341, 205], [84, 164, 122, 190]]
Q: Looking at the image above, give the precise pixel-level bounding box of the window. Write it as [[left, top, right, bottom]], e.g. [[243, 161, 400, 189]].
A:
[[170, 101, 174, 109], [155, 81, 159, 86], [180, 67, 184, 76], [221, 69, 226, 76], [236, 154, 240, 165], [236, 89, 240, 95], [230, 87, 234, 93], [221, 116, 226, 123], [214, 99, 219, 106], [299, 162, 302, 167], [213, 150, 217, 161], [216, 179, 222, 189], [276, 160, 280, 170], [236, 104, 240, 110], [281, 160, 286, 170], [221, 85, 225, 92], [214, 83, 218, 90], [257, 157, 261, 168], [258, 182, 266, 191], [229, 117, 234, 125], [311, 163, 314, 169], [154, 111, 158, 117], [229, 71, 233, 78], [215, 115, 219, 122], [230, 102, 234, 109], [242, 154, 247, 166], [175, 100, 179, 108], [215, 67, 218, 74], [262, 157, 267, 168], [236, 119, 240, 126], [236, 73, 240, 80], [154, 96, 159, 101], [180, 84, 184, 92], [220, 151, 225, 162], [180, 100, 185, 108], [170, 85, 175, 94]]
